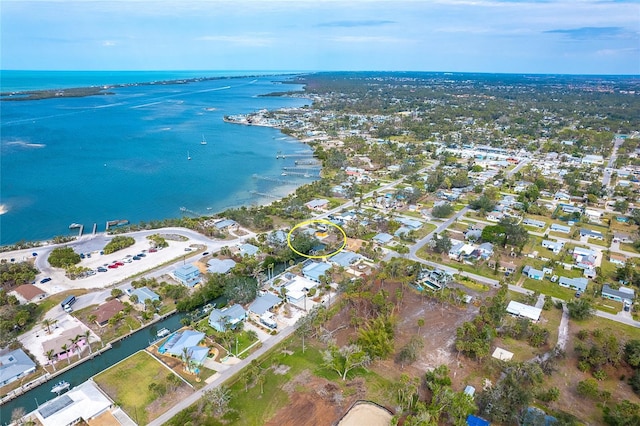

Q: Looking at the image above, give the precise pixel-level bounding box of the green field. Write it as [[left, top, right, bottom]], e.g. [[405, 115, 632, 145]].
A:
[[94, 351, 179, 424], [522, 278, 576, 301]]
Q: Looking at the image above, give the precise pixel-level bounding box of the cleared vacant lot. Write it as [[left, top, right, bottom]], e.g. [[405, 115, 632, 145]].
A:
[[95, 350, 192, 424]]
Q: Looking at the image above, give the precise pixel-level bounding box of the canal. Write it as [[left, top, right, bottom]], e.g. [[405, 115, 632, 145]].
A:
[[0, 313, 185, 425]]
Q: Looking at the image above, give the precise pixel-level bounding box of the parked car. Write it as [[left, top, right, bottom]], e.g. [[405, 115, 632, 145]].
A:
[[114, 261, 124, 267], [202, 252, 210, 256], [132, 256, 141, 260], [575, 291, 582, 298], [97, 267, 108, 272], [137, 253, 146, 257], [108, 264, 118, 269], [149, 248, 158, 253], [40, 277, 52, 284]]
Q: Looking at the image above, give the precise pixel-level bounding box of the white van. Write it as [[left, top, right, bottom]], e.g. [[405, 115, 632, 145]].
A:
[[260, 314, 277, 329]]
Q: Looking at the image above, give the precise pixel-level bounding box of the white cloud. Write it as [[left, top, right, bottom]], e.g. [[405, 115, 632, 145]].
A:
[[102, 40, 116, 47]]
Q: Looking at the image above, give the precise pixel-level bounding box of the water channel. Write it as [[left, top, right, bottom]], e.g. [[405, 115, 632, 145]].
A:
[[0, 313, 185, 425]]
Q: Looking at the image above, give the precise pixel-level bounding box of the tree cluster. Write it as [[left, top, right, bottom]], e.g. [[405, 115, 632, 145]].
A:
[[102, 236, 135, 254], [47, 246, 81, 268]]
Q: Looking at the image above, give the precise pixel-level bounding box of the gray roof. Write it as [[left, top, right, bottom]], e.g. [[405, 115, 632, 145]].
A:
[[209, 304, 247, 324], [331, 251, 361, 268], [131, 286, 160, 304], [0, 348, 36, 386], [207, 258, 236, 274], [372, 233, 394, 244], [558, 277, 588, 292], [248, 293, 282, 315], [602, 284, 635, 301], [239, 244, 259, 256]]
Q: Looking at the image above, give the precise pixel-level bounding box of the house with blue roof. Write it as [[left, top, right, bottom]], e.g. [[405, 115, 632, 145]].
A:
[[208, 305, 247, 332], [0, 348, 36, 386], [579, 228, 604, 240], [207, 258, 236, 274], [174, 264, 202, 288], [523, 265, 545, 280], [397, 217, 423, 230], [372, 233, 394, 245], [550, 223, 571, 233], [331, 251, 362, 268], [558, 277, 588, 292], [159, 330, 208, 365], [249, 293, 282, 316], [302, 262, 332, 283], [131, 287, 160, 305], [239, 243, 259, 257]]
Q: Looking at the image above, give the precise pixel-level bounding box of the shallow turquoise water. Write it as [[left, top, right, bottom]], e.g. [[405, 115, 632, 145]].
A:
[[0, 72, 312, 244]]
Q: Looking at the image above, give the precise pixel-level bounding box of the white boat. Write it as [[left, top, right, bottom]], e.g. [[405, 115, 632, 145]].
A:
[[200, 134, 207, 145], [51, 380, 70, 393], [187, 151, 191, 160], [157, 328, 170, 338]]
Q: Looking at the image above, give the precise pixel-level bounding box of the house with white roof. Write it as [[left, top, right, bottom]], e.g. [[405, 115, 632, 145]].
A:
[[507, 300, 542, 322], [305, 199, 329, 211], [550, 223, 571, 233], [283, 275, 319, 306]]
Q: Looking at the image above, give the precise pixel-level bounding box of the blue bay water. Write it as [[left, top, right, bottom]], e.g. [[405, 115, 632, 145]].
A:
[[0, 72, 313, 245]]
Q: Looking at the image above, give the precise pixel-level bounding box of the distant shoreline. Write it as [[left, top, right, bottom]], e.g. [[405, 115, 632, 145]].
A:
[[0, 72, 304, 101]]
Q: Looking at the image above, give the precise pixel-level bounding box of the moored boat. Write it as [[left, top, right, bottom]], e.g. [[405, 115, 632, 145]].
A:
[[51, 380, 70, 394]]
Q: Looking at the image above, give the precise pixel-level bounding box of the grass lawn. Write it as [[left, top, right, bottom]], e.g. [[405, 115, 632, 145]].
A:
[[95, 351, 178, 424], [573, 315, 640, 341], [523, 278, 575, 301], [621, 243, 640, 254]]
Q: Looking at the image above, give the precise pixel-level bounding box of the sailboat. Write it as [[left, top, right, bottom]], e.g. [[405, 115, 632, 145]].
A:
[[187, 151, 191, 161], [200, 134, 207, 145]]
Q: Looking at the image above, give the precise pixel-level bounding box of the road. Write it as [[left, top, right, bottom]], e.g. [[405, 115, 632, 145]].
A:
[[149, 324, 297, 425]]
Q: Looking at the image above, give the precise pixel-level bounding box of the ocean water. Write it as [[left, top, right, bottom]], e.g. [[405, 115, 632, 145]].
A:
[[0, 72, 314, 245]]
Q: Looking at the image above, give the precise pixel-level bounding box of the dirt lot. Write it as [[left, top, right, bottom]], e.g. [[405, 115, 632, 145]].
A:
[[264, 279, 489, 425], [265, 370, 364, 426]]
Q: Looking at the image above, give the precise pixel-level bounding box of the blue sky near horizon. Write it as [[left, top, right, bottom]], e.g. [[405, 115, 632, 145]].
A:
[[1, 0, 639, 75]]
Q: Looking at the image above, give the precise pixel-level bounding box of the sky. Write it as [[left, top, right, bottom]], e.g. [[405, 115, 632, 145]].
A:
[[1, 0, 639, 74]]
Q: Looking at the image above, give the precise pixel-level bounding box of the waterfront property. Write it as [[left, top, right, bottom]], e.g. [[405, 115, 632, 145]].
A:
[[305, 199, 329, 211], [283, 275, 319, 305], [0, 348, 37, 387], [208, 305, 247, 332], [41, 325, 87, 361], [158, 329, 208, 365], [174, 263, 202, 288], [33, 381, 117, 426], [94, 299, 125, 327], [248, 293, 282, 317], [130, 286, 161, 305], [506, 300, 542, 322]]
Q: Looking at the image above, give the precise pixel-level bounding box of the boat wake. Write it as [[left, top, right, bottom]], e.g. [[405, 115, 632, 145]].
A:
[[6, 141, 46, 149]]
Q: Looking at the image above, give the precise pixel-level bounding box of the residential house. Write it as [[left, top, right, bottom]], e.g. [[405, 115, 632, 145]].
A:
[[158, 329, 208, 365], [550, 224, 571, 234], [582, 154, 604, 165], [523, 218, 546, 229], [554, 192, 571, 202], [302, 261, 332, 283], [11, 284, 47, 304], [558, 277, 588, 292], [583, 268, 597, 280], [416, 268, 452, 290], [41, 325, 85, 361], [0, 348, 37, 386], [602, 285, 635, 304], [486, 211, 504, 222], [487, 260, 517, 275], [207, 258, 236, 274], [477, 243, 494, 258], [34, 381, 115, 426], [523, 265, 545, 280], [560, 204, 583, 214], [330, 250, 362, 268], [305, 199, 329, 211], [580, 228, 604, 240], [174, 264, 202, 288], [372, 233, 394, 245], [613, 232, 634, 244], [268, 230, 288, 247], [396, 217, 423, 230], [449, 242, 476, 260], [214, 219, 237, 231], [283, 275, 319, 305], [239, 243, 259, 257], [542, 240, 564, 254], [208, 305, 247, 332], [130, 287, 160, 305], [248, 293, 282, 317], [94, 299, 125, 327], [507, 300, 542, 322], [609, 252, 627, 266], [584, 209, 603, 221]]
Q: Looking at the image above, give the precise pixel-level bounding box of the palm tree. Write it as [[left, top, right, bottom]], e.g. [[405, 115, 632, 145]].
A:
[[71, 335, 82, 360], [83, 330, 93, 355], [46, 349, 57, 372], [42, 318, 54, 334], [61, 344, 71, 365], [181, 347, 193, 373]]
